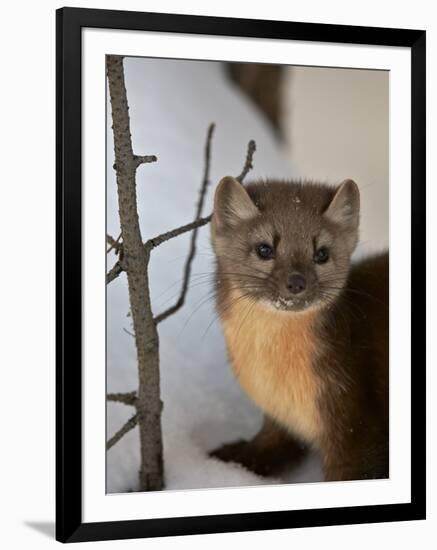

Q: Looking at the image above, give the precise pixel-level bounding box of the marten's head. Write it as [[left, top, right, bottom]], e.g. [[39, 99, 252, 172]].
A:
[[211, 177, 360, 313]]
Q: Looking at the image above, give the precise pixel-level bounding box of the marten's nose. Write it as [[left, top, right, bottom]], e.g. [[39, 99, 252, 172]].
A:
[[287, 273, 307, 295]]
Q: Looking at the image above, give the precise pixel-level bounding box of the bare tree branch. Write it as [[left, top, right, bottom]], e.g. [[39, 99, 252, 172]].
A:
[[106, 234, 123, 283], [107, 233, 122, 254], [123, 327, 135, 337], [154, 124, 215, 323], [107, 391, 137, 406], [113, 155, 157, 172], [106, 262, 123, 285], [134, 154, 158, 168], [106, 261, 124, 284], [145, 215, 212, 252], [107, 54, 164, 491], [107, 414, 138, 450], [236, 139, 256, 183]]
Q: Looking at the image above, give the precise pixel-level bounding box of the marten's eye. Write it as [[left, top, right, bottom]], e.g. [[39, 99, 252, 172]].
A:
[[314, 246, 329, 264], [256, 243, 274, 260]]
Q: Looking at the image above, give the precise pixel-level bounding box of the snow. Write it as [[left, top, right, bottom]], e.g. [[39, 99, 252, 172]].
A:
[[106, 57, 323, 493]]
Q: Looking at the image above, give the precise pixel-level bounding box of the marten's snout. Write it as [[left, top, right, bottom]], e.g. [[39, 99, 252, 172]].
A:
[[286, 273, 307, 295]]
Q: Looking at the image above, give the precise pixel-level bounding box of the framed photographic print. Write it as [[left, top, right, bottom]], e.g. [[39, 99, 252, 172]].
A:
[[56, 6, 426, 543]]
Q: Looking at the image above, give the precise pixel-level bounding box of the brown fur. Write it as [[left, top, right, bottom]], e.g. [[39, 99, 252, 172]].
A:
[[210, 416, 307, 476]]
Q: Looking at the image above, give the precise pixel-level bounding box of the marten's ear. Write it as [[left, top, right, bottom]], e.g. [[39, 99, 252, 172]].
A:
[[213, 176, 258, 229], [324, 179, 360, 229]]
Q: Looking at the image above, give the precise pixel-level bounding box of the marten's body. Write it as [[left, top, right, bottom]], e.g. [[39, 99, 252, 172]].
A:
[[210, 177, 388, 481]]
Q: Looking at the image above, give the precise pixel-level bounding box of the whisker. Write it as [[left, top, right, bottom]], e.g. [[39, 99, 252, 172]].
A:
[[200, 290, 260, 340], [320, 285, 388, 308], [233, 296, 258, 343]]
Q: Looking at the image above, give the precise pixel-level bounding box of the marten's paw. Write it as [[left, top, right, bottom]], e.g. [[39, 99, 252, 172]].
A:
[[209, 439, 279, 477]]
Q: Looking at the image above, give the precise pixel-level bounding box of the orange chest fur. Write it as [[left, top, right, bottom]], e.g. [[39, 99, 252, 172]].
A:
[[221, 294, 322, 444]]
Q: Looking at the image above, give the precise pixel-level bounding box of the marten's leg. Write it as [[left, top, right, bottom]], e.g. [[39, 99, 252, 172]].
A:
[[209, 416, 307, 477]]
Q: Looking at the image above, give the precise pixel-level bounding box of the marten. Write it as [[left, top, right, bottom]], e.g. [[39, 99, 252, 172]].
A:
[[209, 176, 388, 481]]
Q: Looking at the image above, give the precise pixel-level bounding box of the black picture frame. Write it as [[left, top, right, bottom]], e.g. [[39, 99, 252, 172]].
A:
[[56, 6, 426, 543]]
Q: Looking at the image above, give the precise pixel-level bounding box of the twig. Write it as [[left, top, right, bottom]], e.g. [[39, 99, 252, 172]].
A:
[[106, 261, 123, 284], [134, 154, 158, 167], [113, 155, 157, 172], [145, 215, 212, 252], [106, 234, 124, 282], [107, 391, 138, 406], [153, 124, 215, 323], [236, 139, 256, 183], [107, 233, 122, 254], [106, 414, 138, 450], [123, 327, 135, 337]]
